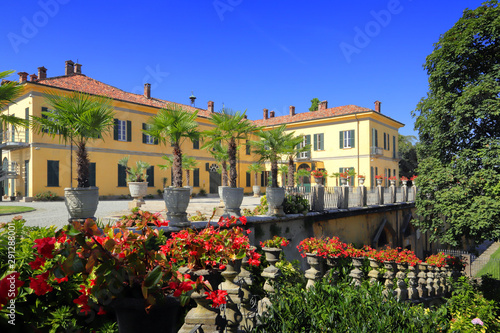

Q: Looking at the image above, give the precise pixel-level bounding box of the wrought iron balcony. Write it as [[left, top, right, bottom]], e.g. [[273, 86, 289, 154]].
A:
[[0, 162, 19, 182], [0, 130, 30, 151]]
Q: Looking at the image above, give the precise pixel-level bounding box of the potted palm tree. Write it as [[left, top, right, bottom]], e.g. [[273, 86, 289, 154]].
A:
[[31, 92, 114, 220], [247, 163, 264, 197], [203, 108, 256, 217], [283, 134, 311, 188], [252, 124, 293, 216], [158, 154, 198, 195], [144, 104, 199, 228], [118, 156, 150, 207]]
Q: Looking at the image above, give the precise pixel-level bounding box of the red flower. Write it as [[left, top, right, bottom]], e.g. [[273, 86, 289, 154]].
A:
[[29, 272, 53, 296], [73, 294, 91, 315], [0, 272, 24, 310], [29, 256, 46, 271], [205, 290, 228, 308], [54, 276, 68, 284], [33, 237, 56, 259], [239, 216, 247, 225], [97, 306, 106, 315]]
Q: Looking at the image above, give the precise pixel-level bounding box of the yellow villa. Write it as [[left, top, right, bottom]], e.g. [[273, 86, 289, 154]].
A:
[[0, 61, 403, 199]]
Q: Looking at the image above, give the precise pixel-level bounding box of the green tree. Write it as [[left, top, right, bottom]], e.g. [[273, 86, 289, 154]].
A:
[[203, 138, 229, 187], [411, 0, 500, 246], [398, 134, 418, 180], [252, 125, 290, 188], [159, 155, 198, 186], [32, 92, 115, 187], [203, 108, 257, 188], [284, 134, 310, 187], [144, 105, 199, 188], [247, 163, 264, 187], [309, 98, 320, 112], [0, 70, 28, 128]]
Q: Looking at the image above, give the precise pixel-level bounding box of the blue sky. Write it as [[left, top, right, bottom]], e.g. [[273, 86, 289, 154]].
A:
[[1, 0, 486, 137]]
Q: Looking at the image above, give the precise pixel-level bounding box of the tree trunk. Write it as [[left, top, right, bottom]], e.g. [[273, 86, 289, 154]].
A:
[[228, 137, 237, 188], [254, 172, 258, 186], [173, 144, 183, 188], [288, 157, 295, 187], [186, 170, 190, 186], [76, 141, 90, 188], [271, 161, 278, 188], [221, 160, 228, 186]]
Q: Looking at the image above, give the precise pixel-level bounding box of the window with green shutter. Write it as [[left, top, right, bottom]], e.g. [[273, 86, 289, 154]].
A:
[[193, 168, 200, 187], [147, 166, 154, 187], [193, 139, 200, 150], [313, 133, 324, 151], [246, 172, 251, 187], [89, 162, 96, 187], [372, 128, 378, 147], [340, 130, 355, 148], [299, 135, 311, 159], [47, 160, 59, 187], [118, 164, 127, 187]]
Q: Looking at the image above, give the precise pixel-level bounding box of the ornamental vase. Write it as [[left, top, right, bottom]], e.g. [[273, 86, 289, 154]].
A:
[[261, 247, 283, 293], [349, 257, 365, 287], [368, 258, 382, 284], [305, 253, 323, 289]]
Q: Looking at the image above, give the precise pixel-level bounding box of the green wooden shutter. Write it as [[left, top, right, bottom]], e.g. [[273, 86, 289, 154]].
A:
[[314, 134, 317, 151], [113, 118, 119, 140], [320, 133, 324, 150], [393, 136, 396, 158], [142, 123, 147, 144], [375, 129, 378, 147], [193, 168, 200, 187], [118, 164, 127, 187], [246, 172, 251, 187], [205, 163, 209, 171], [384, 133, 387, 149], [126, 120, 132, 142], [25, 108, 29, 142], [147, 166, 154, 187], [339, 131, 344, 149], [350, 167, 355, 186], [305, 135, 311, 158], [349, 130, 355, 148], [89, 163, 96, 187], [387, 134, 390, 150]]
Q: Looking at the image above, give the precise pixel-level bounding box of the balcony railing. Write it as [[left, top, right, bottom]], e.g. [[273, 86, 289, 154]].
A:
[[0, 130, 29, 150], [0, 162, 19, 181], [370, 146, 383, 156]]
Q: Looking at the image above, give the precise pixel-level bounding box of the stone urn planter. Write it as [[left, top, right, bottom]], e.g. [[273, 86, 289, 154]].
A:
[[64, 187, 99, 220], [261, 247, 283, 293], [389, 179, 396, 186], [305, 253, 323, 289], [376, 178, 383, 186], [163, 187, 191, 229], [340, 177, 348, 186], [358, 177, 365, 186], [112, 296, 180, 333], [325, 256, 340, 282], [252, 185, 261, 197], [219, 259, 243, 333], [185, 185, 194, 196], [313, 177, 323, 185], [128, 181, 148, 208], [220, 186, 244, 217], [266, 187, 285, 216]]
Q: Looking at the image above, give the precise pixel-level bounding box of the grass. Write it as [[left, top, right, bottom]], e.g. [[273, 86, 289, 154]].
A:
[[0, 206, 35, 215], [476, 245, 500, 279]]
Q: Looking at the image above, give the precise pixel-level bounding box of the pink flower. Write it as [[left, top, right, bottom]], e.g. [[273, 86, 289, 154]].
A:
[[471, 318, 484, 326]]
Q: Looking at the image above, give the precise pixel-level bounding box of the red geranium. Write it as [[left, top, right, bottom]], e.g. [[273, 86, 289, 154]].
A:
[[0, 272, 24, 310], [33, 237, 56, 259], [29, 271, 53, 296]]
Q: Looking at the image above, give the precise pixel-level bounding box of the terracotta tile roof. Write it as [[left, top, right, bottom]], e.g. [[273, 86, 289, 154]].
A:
[[34, 74, 211, 118], [252, 105, 374, 126]]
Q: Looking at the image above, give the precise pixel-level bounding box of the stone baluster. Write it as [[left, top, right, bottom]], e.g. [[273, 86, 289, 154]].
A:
[[439, 266, 448, 296], [349, 257, 365, 287], [426, 265, 435, 297], [433, 266, 442, 296], [305, 253, 323, 289], [383, 261, 396, 297], [407, 264, 418, 301], [417, 263, 428, 299], [368, 258, 382, 284], [220, 260, 243, 333], [236, 254, 255, 332], [395, 263, 408, 301], [325, 256, 340, 283], [259, 248, 282, 315]]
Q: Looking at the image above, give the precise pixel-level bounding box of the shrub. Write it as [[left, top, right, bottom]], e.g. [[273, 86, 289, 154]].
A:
[[188, 211, 207, 222], [283, 192, 309, 215], [33, 191, 61, 201], [198, 188, 207, 197]]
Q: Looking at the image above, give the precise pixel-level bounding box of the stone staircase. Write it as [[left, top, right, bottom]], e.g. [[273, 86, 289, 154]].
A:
[[471, 241, 500, 277]]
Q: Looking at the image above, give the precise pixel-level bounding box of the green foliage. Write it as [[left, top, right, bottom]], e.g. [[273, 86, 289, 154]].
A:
[[0, 70, 28, 128], [33, 190, 62, 201], [398, 134, 418, 180], [283, 193, 309, 215], [118, 155, 150, 182], [254, 279, 448, 332], [309, 98, 320, 112], [198, 188, 207, 196], [412, 1, 500, 246], [189, 211, 207, 222]]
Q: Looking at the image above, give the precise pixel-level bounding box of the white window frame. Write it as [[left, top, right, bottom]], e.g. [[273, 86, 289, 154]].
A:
[[299, 136, 308, 159], [117, 119, 127, 142], [343, 130, 353, 148], [314, 133, 324, 151], [144, 124, 155, 144]]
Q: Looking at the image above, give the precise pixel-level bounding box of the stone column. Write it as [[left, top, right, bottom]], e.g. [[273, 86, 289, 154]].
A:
[[259, 248, 282, 316], [339, 185, 349, 209], [359, 184, 367, 207], [236, 254, 255, 332], [389, 181, 396, 203], [368, 258, 382, 284], [401, 183, 408, 202], [377, 184, 384, 205], [311, 184, 324, 211]]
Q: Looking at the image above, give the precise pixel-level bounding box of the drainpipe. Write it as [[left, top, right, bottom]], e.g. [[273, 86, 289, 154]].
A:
[[355, 114, 360, 185]]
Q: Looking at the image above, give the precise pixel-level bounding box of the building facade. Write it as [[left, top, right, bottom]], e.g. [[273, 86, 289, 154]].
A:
[[1, 61, 403, 199]]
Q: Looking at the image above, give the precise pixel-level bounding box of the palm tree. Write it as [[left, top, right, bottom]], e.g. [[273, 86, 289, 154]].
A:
[[31, 92, 115, 187], [0, 70, 28, 128], [252, 124, 290, 188], [203, 108, 257, 188], [247, 162, 264, 187], [279, 164, 288, 187], [144, 104, 199, 188], [284, 134, 311, 187], [159, 155, 198, 186], [203, 140, 229, 186]]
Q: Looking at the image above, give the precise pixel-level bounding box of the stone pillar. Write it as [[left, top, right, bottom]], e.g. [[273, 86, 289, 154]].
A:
[[411, 185, 417, 201], [311, 184, 324, 211], [402, 184, 408, 202], [359, 185, 367, 207], [259, 248, 282, 316], [377, 184, 384, 205], [389, 182, 396, 203], [339, 185, 349, 209]]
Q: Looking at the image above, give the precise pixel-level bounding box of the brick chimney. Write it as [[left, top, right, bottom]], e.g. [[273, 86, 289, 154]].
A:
[[144, 83, 151, 98], [65, 60, 74, 75], [29, 74, 38, 82], [38, 66, 47, 79], [74, 63, 82, 74], [18, 72, 28, 83], [270, 110, 275, 118], [374, 100, 381, 112], [263, 108, 268, 120], [244, 115, 248, 119], [207, 101, 214, 113], [318, 100, 328, 111], [289, 105, 295, 116]]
